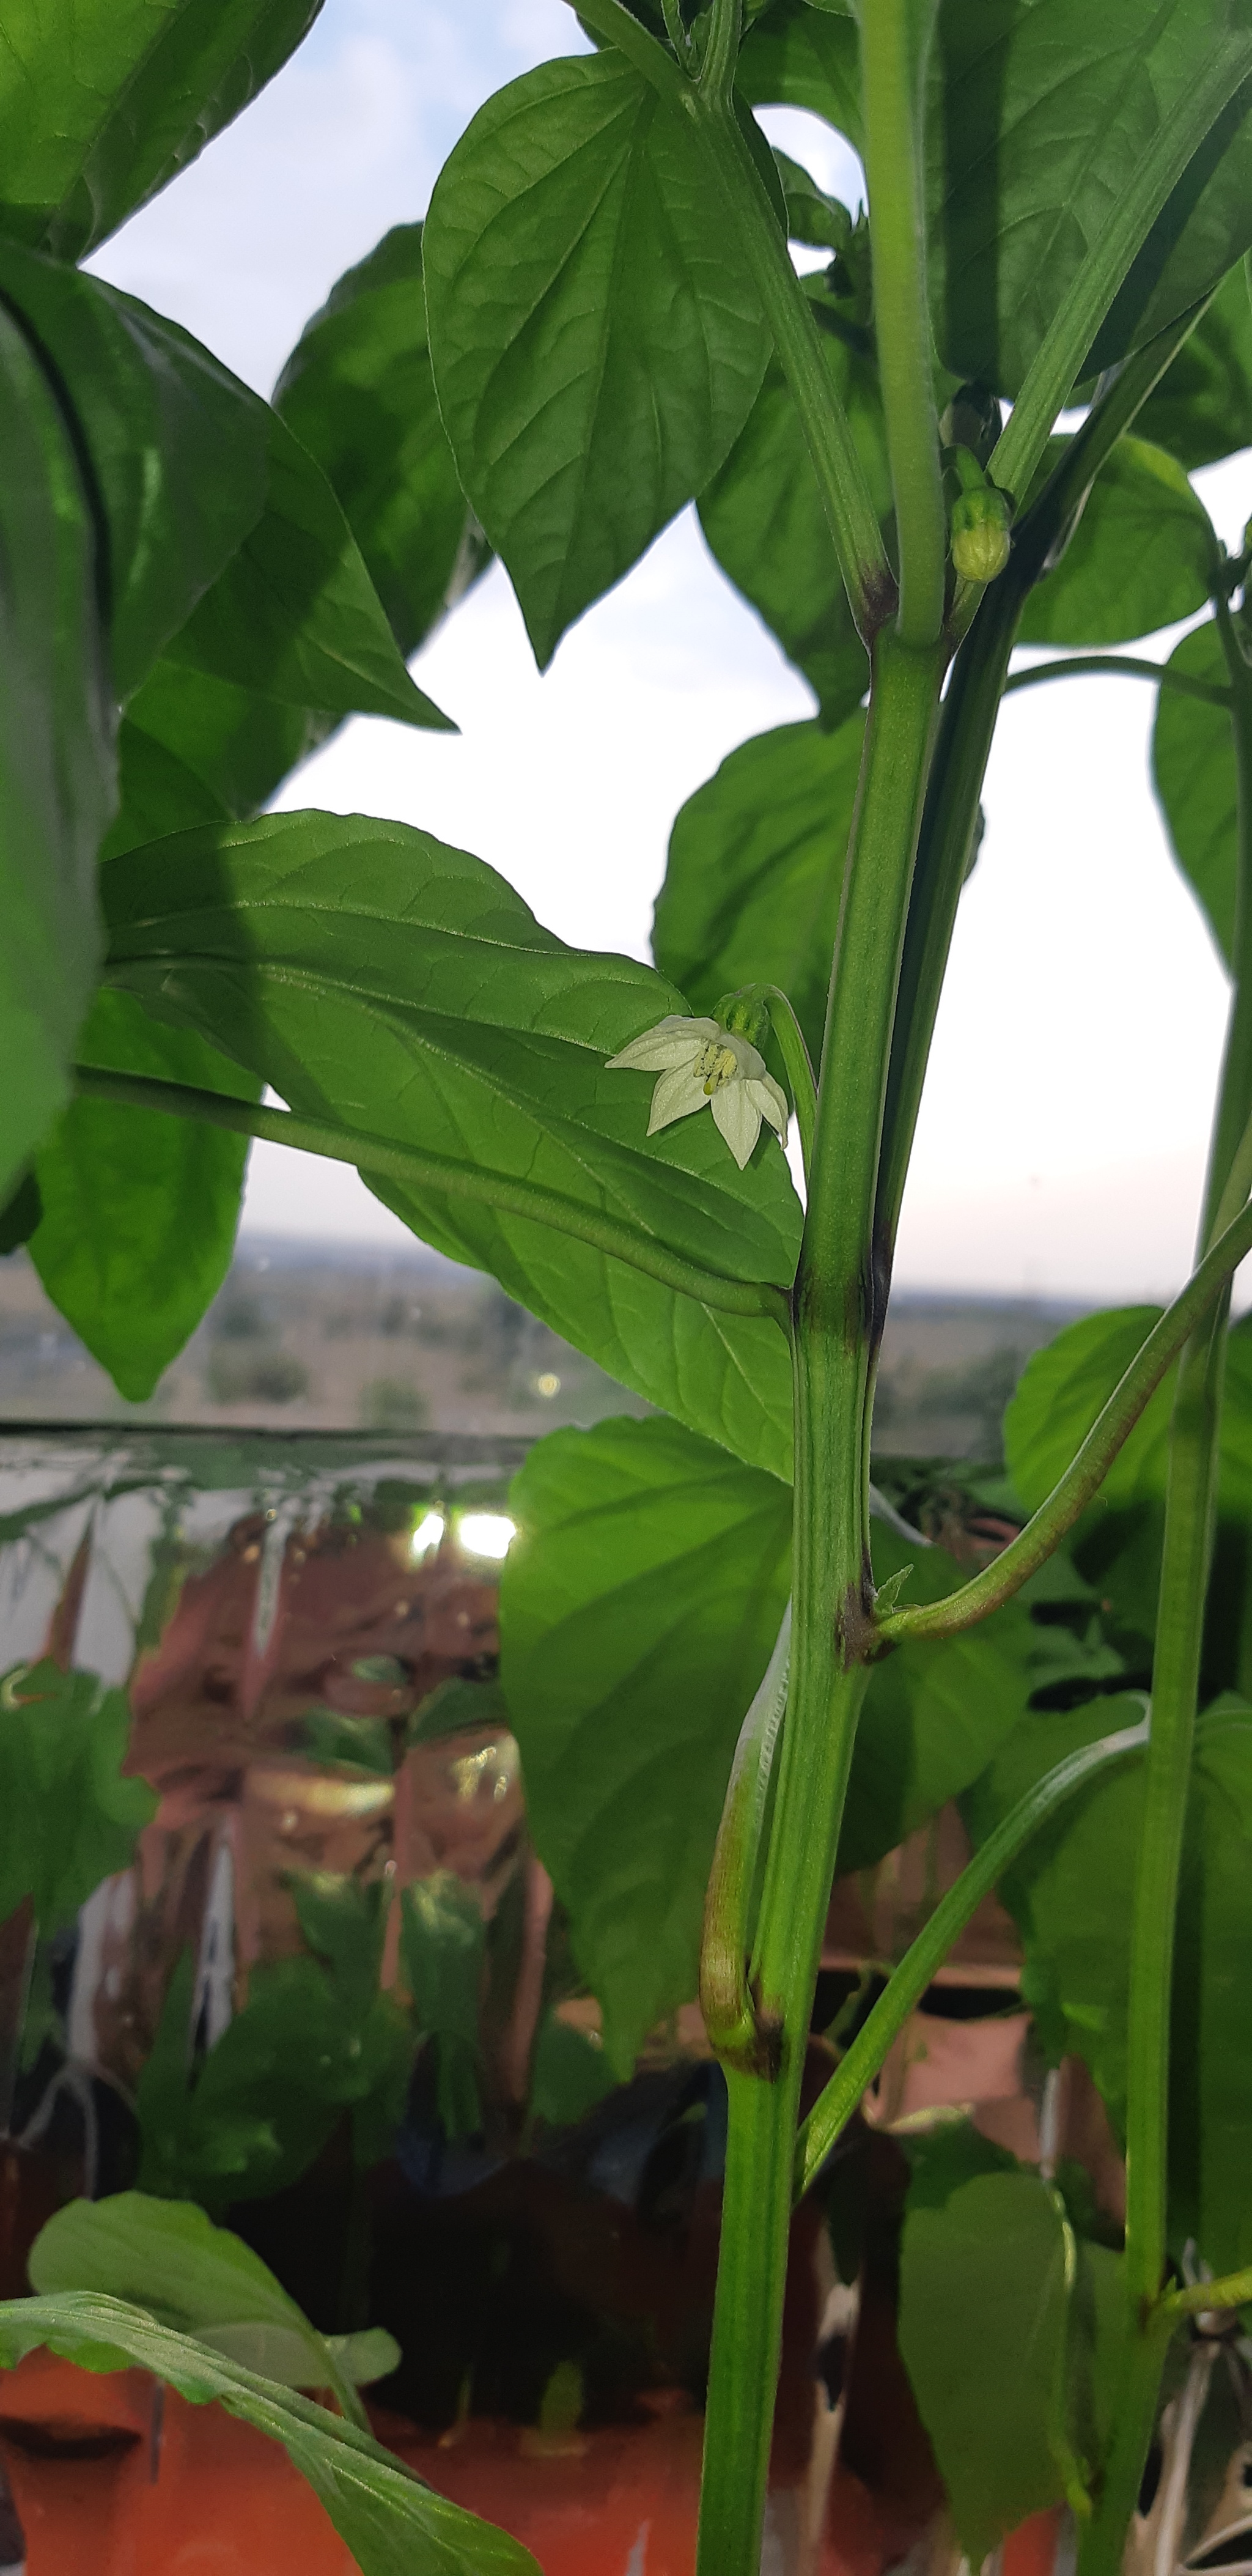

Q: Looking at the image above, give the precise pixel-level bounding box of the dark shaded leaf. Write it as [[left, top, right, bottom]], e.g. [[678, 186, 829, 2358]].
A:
[[698, 273, 886, 720], [0, 2290, 538, 2576], [963, 1696, 1252, 2282], [737, 0, 862, 149], [400, 1876, 487, 2138], [112, 662, 333, 846], [0, 1658, 156, 1932], [1151, 616, 1234, 964], [1135, 256, 1252, 467], [30, 989, 258, 1401], [0, 303, 114, 1202], [654, 715, 864, 1066], [0, 1, 326, 264], [928, 1, 1252, 400], [1016, 437, 1214, 647], [162, 410, 452, 731], [424, 52, 770, 666], [100, 811, 801, 1475], [0, 1172, 41, 1255], [274, 223, 491, 661], [0, 246, 269, 699], [771, 150, 850, 253]]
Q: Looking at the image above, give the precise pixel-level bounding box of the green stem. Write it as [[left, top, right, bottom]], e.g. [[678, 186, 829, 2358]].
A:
[[71, 1065, 791, 1328], [1082, 427, 1252, 2576], [794, 1711, 1149, 2200], [858, 0, 945, 644], [762, 986, 816, 1180], [696, 0, 740, 103], [696, 634, 943, 2576], [1165, 2266, 1252, 2317], [691, 90, 896, 642], [1005, 654, 1233, 710], [700, 1604, 791, 2069], [563, 0, 688, 98], [988, 40, 1252, 513], [878, 1180, 1252, 1645]]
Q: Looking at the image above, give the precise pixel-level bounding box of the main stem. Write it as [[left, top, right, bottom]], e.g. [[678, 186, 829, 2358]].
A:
[[1081, 582, 1252, 2576], [696, 635, 943, 2576]]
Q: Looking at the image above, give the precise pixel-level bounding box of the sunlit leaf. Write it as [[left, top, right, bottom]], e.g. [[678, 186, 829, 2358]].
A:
[[424, 52, 770, 666], [1151, 616, 1234, 964]]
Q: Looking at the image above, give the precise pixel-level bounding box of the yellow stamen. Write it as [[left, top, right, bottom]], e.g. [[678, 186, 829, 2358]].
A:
[[696, 1043, 738, 1096]]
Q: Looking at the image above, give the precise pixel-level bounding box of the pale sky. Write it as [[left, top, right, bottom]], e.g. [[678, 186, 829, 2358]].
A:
[[89, 0, 1241, 1304]]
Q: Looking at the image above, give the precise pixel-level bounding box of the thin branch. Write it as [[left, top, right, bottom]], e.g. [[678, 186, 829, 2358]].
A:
[[562, 0, 688, 98], [72, 1065, 792, 1329], [794, 1714, 1149, 2200], [1164, 2266, 1252, 2318], [858, 0, 946, 644], [1005, 655, 1232, 710], [877, 1178, 1252, 1647]]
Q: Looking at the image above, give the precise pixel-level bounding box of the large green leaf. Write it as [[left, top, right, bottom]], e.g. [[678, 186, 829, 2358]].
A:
[[501, 1414, 792, 2072], [499, 1414, 1035, 2067], [654, 716, 864, 1067], [0, 302, 114, 1203], [1006, 1307, 1252, 1521], [0, 1, 325, 264], [100, 811, 801, 1475], [1135, 256, 1252, 467], [899, 2134, 1123, 2560], [0, 247, 268, 700], [698, 273, 886, 723], [424, 52, 770, 668], [1151, 617, 1235, 964], [0, 1658, 156, 1932], [161, 410, 452, 733], [927, 0, 1252, 400], [112, 662, 333, 846], [274, 224, 491, 663], [1015, 437, 1214, 647], [0, 2291, 537, 2576], [737, 0, 862, 147], [963, 1696, 1252, 2283], [30, 988, 257, 1402], [28, 2194, 388, 2418]]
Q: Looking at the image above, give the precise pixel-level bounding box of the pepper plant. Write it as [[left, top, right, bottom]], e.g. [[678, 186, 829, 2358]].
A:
[[7, 1, 1252, 2572]]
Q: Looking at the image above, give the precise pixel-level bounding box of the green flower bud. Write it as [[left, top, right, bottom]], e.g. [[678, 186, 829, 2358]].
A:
[[713, 989, 770, 1048], [951, 482, 1012, 584]]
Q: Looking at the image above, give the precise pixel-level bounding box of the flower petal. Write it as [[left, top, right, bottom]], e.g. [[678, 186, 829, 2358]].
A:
[[722, 1031, 768, 1082], [749, 1075, 789, 1141], [711, 1079, 762, 1170], [606, 1015, 718, 1073], [647, 1063, 709, 1134]]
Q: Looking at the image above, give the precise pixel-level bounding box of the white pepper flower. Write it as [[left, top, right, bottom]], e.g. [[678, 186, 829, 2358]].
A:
[[606, 1014, 789, 1172]]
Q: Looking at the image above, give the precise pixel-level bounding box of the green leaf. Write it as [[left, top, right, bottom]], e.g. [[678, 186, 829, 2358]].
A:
[[138, 1938, 413, 2212], [0, 1, 326, 264], [1015, 437, 1215, 648], [0, 301, 114, 1203], [400, 1875, 487, 2139], [162, 409, 452, 732], [28, 2193, 369, 2420], [899, 2152, 1108, 2559], [0, 1171, 41, 1255], [1135, 256, 1252, 468], [654, 715, 865, 1066], [100, 810, 801, 1476], [927, 1, 1252, 400], [0, 246, 270, 700], [1152, 616, 1234, 964], [698, 273, 886, 722], [1005, 1308, 1252, 1522], [113, 662, 333, 843], [500, 1414, 792, 2073], [274, 224, 491, 663], [0, 2290, 538, 2576], [771, 150, 850, 253], [424, 52, 770, 667], [963, 1696, 1252, 2282], [498, 1415, 1033, 2067], [31, 989, 258, 1401], [0, 1658, 156, 1932], [737, 0, 862, 149]]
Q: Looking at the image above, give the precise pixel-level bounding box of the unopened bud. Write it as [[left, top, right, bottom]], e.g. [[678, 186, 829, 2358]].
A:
[[951, 482, 1012, 583], [713, 988, 770, 1049]]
